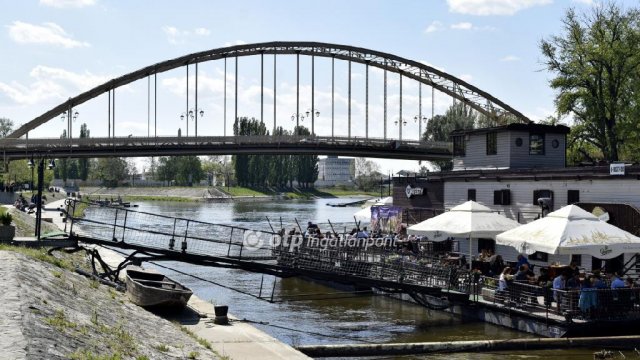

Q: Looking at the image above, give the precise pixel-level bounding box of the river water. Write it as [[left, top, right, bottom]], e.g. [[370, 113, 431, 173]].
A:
[[84, 198, 602, 359]]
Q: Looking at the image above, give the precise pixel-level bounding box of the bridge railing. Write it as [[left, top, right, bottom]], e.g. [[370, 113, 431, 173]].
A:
[[69, 199, 277, 260], [1, 135, 452, 151]]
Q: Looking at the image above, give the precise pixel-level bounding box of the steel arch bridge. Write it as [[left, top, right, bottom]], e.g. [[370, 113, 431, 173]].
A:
[[1, 41, 530, 160]]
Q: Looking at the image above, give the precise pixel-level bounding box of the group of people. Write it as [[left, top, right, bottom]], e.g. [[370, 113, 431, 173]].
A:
[[495, 256, 639, 316]]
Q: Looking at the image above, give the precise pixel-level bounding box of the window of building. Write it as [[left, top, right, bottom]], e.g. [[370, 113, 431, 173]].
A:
[[467, 189, 476, 201], [533, 190, 553, 207], [486, 131, 497, 155], [493, 189, 511, 205], [567, 190, 580, 205], [570, 254, 582, 266], [529, 252, 549, 262], [453, 135, 466, 156], [529, 133, 545, 155], [477, 238, 495, 253]]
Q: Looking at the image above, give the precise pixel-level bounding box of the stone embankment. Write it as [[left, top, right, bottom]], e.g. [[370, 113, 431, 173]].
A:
[[0, 250, 220, 359], [0, 198, 310, 359]]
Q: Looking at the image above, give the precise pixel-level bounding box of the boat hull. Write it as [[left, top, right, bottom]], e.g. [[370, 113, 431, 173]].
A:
[[125, 269, 193, 309]]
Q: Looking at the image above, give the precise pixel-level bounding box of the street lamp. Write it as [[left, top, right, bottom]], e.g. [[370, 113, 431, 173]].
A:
[[27, 156, 34, 194], [28, 156, 55, 240], [60, 111, 79, 138], [414, 115, 427, 140], [180, 108, 204, 137], [394, 118, 408, 141]]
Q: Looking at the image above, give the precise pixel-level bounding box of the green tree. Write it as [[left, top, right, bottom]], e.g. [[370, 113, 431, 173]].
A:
[[91, 158, 128, 187], [540, 3, 640, 162], [422, 103, 477, 170], [78, 123, 90, 180], [0, 118, 14, 138]]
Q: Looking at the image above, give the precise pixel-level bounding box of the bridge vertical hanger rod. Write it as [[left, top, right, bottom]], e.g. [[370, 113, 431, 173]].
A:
[[113, 89, 116, 137], [235, 55, 238, 131], [195, 62, 198, 137], [108, 90, 111, 138], [311, 54, 315, 136], [399, 72, 403, 141], [273, 53, 276, 134], [431, 84, 435, 121], [260, 52, 264, 125], [154, 73, 157, 138], [296, 52, 300, 130], [365, 62, 369, 140], [331, 56, 334, 138], [224, 57, 227, 137], [147, 76, 150, 138], [186, 64, 189, 137], [384, 66, 387, 140], [418, 82, 422, 140], [348, 59, 351, 139]]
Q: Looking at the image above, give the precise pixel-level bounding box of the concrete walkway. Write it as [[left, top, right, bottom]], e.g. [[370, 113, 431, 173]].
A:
[[90, 244, 310, 360]]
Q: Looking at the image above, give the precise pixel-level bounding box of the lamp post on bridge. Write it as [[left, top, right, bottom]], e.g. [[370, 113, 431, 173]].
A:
[[60, 110, 79, 138], [394, 118, 408, 141], [306, 108, 320, 135], [180, 108, 204, 137]]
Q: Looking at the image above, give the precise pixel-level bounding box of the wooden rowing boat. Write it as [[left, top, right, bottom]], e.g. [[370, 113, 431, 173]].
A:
[[125, 268, 193, 309]]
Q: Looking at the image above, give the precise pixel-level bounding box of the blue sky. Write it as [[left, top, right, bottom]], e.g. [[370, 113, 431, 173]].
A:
[[0, 0, 601, 174]]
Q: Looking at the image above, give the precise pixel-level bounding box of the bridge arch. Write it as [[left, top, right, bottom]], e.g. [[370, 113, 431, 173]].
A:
[[9, 41, 530, 139]]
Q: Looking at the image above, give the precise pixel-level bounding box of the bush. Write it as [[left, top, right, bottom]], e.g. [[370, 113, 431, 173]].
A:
[[0, 212, 12, 226]]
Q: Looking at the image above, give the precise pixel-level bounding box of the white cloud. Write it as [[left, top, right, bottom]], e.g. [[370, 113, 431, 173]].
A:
[[446, 0, 552, 16], [7, 21, 90, 48], [451, 22, 473, 30], [424, 21, 443, 33], [39, 0, 96, 8], [0, 65, 110, 105], [162, 26, 212, 45], [458, 74, 474, 82], [223, 40, 247, 47], [194, 27, 211, 36], [500, 55, 520, 62]]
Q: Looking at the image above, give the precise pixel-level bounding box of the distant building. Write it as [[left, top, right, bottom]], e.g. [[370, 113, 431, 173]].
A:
[[315, 156, 354, 187]]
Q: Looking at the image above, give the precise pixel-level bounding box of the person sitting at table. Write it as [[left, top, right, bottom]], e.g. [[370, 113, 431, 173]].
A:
[[579, 275, 598, 317], [516, 254, 530, 269], [478, 249, 490, 261], [567, 273, 581, 289], [514, 264, 535, 283], [537, 267, 553, 305], [489, 254, 505, 277], [609, 272, 626, 289], [553, 271, 568, 311], [498, 267, 514, 302], [568, 261, 580, 277]]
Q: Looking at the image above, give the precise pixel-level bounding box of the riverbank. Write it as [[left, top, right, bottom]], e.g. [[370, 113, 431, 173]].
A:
[[0, 198, 310, 359], [79, 185, 379, 202]]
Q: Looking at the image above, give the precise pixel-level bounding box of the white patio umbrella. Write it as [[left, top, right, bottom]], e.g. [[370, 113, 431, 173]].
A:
[[407, 200, 521, 259], [496, 205, 640, 259], [354, 206, 372, 222]]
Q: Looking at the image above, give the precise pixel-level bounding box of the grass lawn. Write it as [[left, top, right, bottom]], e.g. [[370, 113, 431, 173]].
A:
[[221, 186, 273, 197]]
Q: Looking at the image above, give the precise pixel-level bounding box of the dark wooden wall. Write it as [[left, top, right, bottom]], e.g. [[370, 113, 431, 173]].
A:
[[392, 177, 444, 210], [577, 203, 640, 236]]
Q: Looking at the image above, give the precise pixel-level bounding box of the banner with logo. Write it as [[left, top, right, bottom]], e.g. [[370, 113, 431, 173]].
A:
[[371, 206, 403, 233]]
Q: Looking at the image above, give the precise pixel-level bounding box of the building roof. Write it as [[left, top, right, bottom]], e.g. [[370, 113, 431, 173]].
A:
[[450, 123, 570, 136]]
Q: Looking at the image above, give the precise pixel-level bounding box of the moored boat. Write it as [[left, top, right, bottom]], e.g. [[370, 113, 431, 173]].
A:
[[125, 268, 193, 309]]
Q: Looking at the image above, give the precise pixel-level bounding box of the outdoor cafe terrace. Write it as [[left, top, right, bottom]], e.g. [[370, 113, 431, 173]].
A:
[[274, 241, 640, 325]]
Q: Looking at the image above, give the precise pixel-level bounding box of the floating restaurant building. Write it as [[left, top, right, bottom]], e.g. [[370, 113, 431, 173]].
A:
[[393, 122, 640, 279]]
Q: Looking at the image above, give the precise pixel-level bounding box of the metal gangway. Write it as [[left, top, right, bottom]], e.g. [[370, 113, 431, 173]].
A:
[[64, 199, 459, 300]]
